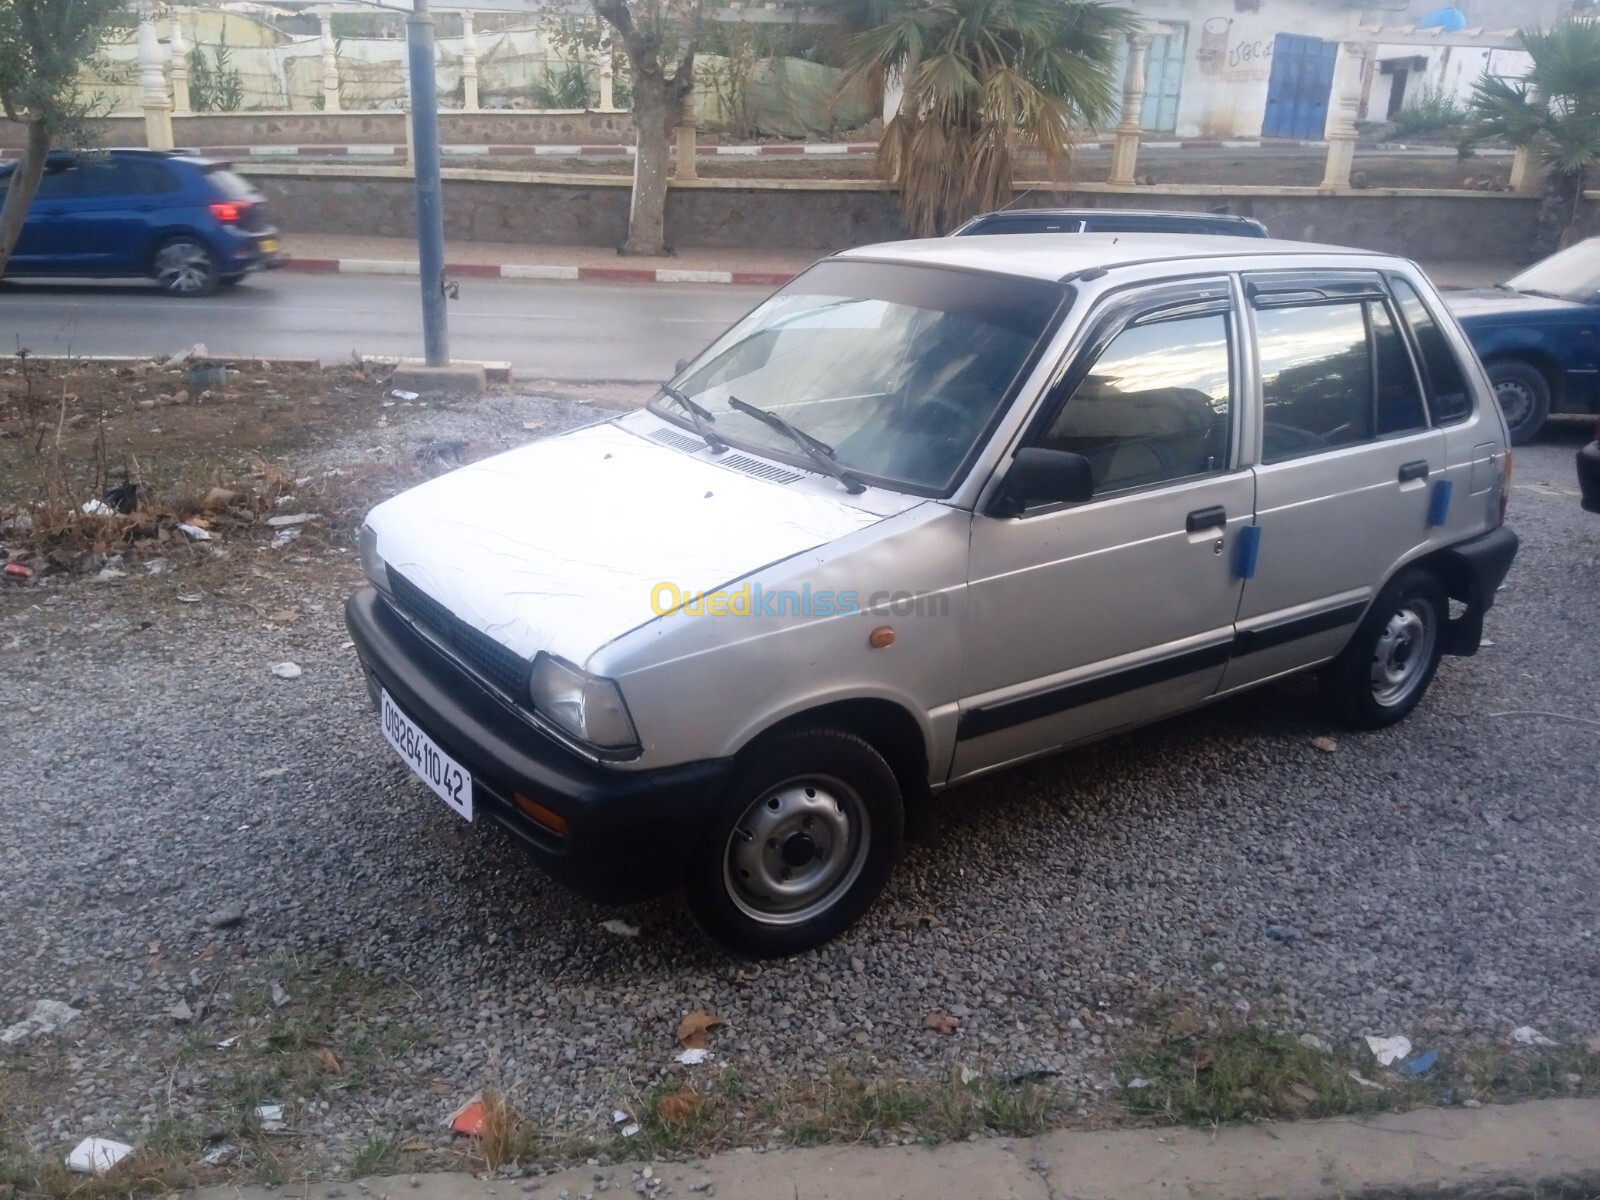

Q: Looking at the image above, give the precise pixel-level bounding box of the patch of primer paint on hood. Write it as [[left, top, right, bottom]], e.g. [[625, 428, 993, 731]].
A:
[[366, 422, 896, 664]]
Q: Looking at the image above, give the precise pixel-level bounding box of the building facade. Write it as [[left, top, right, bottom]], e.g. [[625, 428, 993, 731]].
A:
[[1107, 0, 1575, 141]]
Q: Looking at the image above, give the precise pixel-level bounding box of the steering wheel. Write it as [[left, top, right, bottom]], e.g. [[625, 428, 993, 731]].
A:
[[915, 392, 978, 433]]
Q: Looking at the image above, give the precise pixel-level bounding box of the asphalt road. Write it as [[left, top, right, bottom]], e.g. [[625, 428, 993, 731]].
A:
[[0, 272, 767, 380]]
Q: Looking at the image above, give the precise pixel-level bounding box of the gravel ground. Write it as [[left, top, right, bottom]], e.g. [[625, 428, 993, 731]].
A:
[[2, 399, 1598, 1178]]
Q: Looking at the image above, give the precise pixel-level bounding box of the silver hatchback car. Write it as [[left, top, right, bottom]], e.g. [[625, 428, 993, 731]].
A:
[[347, 234, 1519, 956]]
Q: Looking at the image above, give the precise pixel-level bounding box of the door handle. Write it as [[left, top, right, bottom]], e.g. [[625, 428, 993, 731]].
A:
[[1398, 460, 1430, 483], [1186, 505, 1227, 534]]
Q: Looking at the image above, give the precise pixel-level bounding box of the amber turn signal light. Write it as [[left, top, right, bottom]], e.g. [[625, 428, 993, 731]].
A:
[[515, 792, 570, 837], [868, 626, 896, 649]]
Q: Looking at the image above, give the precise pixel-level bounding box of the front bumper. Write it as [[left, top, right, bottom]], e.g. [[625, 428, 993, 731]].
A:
[[1579, 440, 1600, 514], [345, 586, 733, 904]]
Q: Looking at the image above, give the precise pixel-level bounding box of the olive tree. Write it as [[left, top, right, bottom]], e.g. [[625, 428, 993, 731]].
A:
[[0, 0, 127, 279]]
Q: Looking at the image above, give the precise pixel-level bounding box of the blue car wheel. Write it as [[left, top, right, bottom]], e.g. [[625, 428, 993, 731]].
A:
[[152, 236, 220, 298]]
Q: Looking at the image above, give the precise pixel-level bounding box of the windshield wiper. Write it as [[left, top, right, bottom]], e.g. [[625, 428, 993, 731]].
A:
[[1516, 288, 1566, 301], [657, 384, 727, 453], [728, 396, 866, 494]]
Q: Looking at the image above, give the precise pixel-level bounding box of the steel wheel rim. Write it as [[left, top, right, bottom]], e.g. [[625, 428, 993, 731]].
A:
[[1369, 598, 1437, 707], [155, 242, 213, 294], [723, 773, 870, 927], [1494, 379, 1533, 429]]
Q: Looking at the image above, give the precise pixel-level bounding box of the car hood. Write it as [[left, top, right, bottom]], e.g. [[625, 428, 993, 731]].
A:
[[1442, 288, 1585, 319], [365, 420, 904, 664]]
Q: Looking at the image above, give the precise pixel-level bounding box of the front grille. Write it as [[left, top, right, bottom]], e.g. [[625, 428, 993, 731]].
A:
[[386, 568, 531, 700]]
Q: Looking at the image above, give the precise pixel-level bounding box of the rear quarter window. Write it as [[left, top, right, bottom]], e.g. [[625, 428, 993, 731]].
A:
[[1388, 276, 1473, 425], [203, 167, 257, 199]]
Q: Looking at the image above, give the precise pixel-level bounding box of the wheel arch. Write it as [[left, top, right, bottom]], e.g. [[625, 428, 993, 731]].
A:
[[750, 697, 934, 814], [1482, 348, 1566, 406], [145, 226, 219, 274]]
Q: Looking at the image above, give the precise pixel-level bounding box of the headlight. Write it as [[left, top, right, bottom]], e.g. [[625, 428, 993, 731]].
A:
[[528, 654, 639, 753], [359, 524, 386, 590]]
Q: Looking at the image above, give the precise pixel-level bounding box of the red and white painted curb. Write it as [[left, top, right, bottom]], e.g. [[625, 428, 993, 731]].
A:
[[0, 137, 1341, 162], [280, 256, 798, 286]]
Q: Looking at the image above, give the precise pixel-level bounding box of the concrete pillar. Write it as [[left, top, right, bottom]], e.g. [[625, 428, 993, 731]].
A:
[[138, 15, 174, 150], [1509, 144, 1540, 194], [461, 10, 479, 111], [599, 58, 615, 110], [1108, 32, 1149, 186], [319, 7, 341, 112], [674, 90, 697, 180], [169, 16, 190, 115], [1320, 41, 1366, 189]]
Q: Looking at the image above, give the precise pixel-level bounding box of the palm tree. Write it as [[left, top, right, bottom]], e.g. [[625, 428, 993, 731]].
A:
[[838, 0, 1135, 236], [1470, 19, 1600, 246]]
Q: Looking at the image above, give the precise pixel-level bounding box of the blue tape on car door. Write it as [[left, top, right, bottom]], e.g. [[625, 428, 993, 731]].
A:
[[1427, 479, 1453, 527], [1235, 524, 1261, 579]]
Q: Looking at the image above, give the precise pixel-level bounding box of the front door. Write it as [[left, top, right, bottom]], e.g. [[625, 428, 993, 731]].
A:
[[1262, 34, 1338, 140], [1221, 271, 1446, 692], [953, 280, 1253, 781]]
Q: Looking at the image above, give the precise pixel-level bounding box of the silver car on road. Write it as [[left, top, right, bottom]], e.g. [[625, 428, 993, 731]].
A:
[[347, 234, 1519, 955]]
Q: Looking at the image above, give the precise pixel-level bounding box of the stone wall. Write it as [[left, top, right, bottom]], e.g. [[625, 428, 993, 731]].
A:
[[0, 110, 633, 150], [246, 166, 1578, 261]]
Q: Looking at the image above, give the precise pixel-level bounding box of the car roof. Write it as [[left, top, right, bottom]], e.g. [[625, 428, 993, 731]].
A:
[[834, 232, 1383, 283]]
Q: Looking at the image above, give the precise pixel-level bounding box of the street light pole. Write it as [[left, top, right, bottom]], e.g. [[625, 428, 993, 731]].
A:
[[406, 0, 449, 366]]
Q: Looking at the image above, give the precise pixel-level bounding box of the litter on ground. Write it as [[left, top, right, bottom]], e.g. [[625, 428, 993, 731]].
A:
[[66, 1138, 134, 1175], [1365, 1034, 1412, 1066]]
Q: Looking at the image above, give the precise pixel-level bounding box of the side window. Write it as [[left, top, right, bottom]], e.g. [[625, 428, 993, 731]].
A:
[[1257, 302, 1374, 462], [1390, 277, 1473, 424], [1370, 300, 1428, 436], [1039, 312, 1233, 495], [74, 159, 125, 198], [32, 168, 77, 201], [78, 159, 179, 197]]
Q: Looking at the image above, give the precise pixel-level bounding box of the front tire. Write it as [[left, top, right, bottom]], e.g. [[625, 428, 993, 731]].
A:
[[1488, 360, 1550, 445], [1321, 566, 1446, 729], [684, 729, 904, 957], [153, 237, 220, 297]]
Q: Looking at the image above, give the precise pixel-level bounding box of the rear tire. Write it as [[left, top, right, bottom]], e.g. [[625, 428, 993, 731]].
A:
[[684, 728, 903, 957], [1488, 360, 1550, 445], [152, 237, 220, 297], [1321, 566, 1446, 729]]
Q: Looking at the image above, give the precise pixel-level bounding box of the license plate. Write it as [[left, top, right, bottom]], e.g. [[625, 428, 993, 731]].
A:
[[258, 237, 280, 255], [380, 690, 472, 821]]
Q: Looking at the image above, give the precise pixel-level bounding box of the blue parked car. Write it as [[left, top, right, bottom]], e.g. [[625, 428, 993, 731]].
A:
[[1444, 237, 1600, 444], [0, 148, 279, 297]]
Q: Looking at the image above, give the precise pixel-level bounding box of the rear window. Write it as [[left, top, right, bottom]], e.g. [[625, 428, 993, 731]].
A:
[[204, 167, 256, 198]]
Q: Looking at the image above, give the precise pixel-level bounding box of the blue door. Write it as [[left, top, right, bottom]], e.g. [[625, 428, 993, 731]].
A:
[[1261, 34, 1338, 140]]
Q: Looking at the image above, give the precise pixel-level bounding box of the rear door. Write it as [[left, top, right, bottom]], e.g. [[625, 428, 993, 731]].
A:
[[63, 157, 184, 274], [1220, 271, 1445, 692]]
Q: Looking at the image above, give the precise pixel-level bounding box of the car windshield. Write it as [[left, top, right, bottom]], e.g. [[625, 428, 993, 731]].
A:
[[654, 259, 1066, 493], [1505, 238, 1600, 302]]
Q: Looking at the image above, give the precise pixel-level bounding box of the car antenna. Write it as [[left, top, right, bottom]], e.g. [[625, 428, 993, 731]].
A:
[[993, 185, 1039, 213]]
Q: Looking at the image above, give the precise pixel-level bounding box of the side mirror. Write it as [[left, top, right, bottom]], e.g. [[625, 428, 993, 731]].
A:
[[996, 448, 1094, 514], [674, 357, 689, 375]]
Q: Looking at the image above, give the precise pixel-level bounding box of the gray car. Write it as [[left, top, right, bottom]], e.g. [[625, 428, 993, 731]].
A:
[[347, 234, 1519, 956]]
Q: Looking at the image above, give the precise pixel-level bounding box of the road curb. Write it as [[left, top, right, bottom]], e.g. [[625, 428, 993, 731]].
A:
[[0, 138, 1349, 162], [184, 1097, 1600, 1200], [278, 256, 798, 287]]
